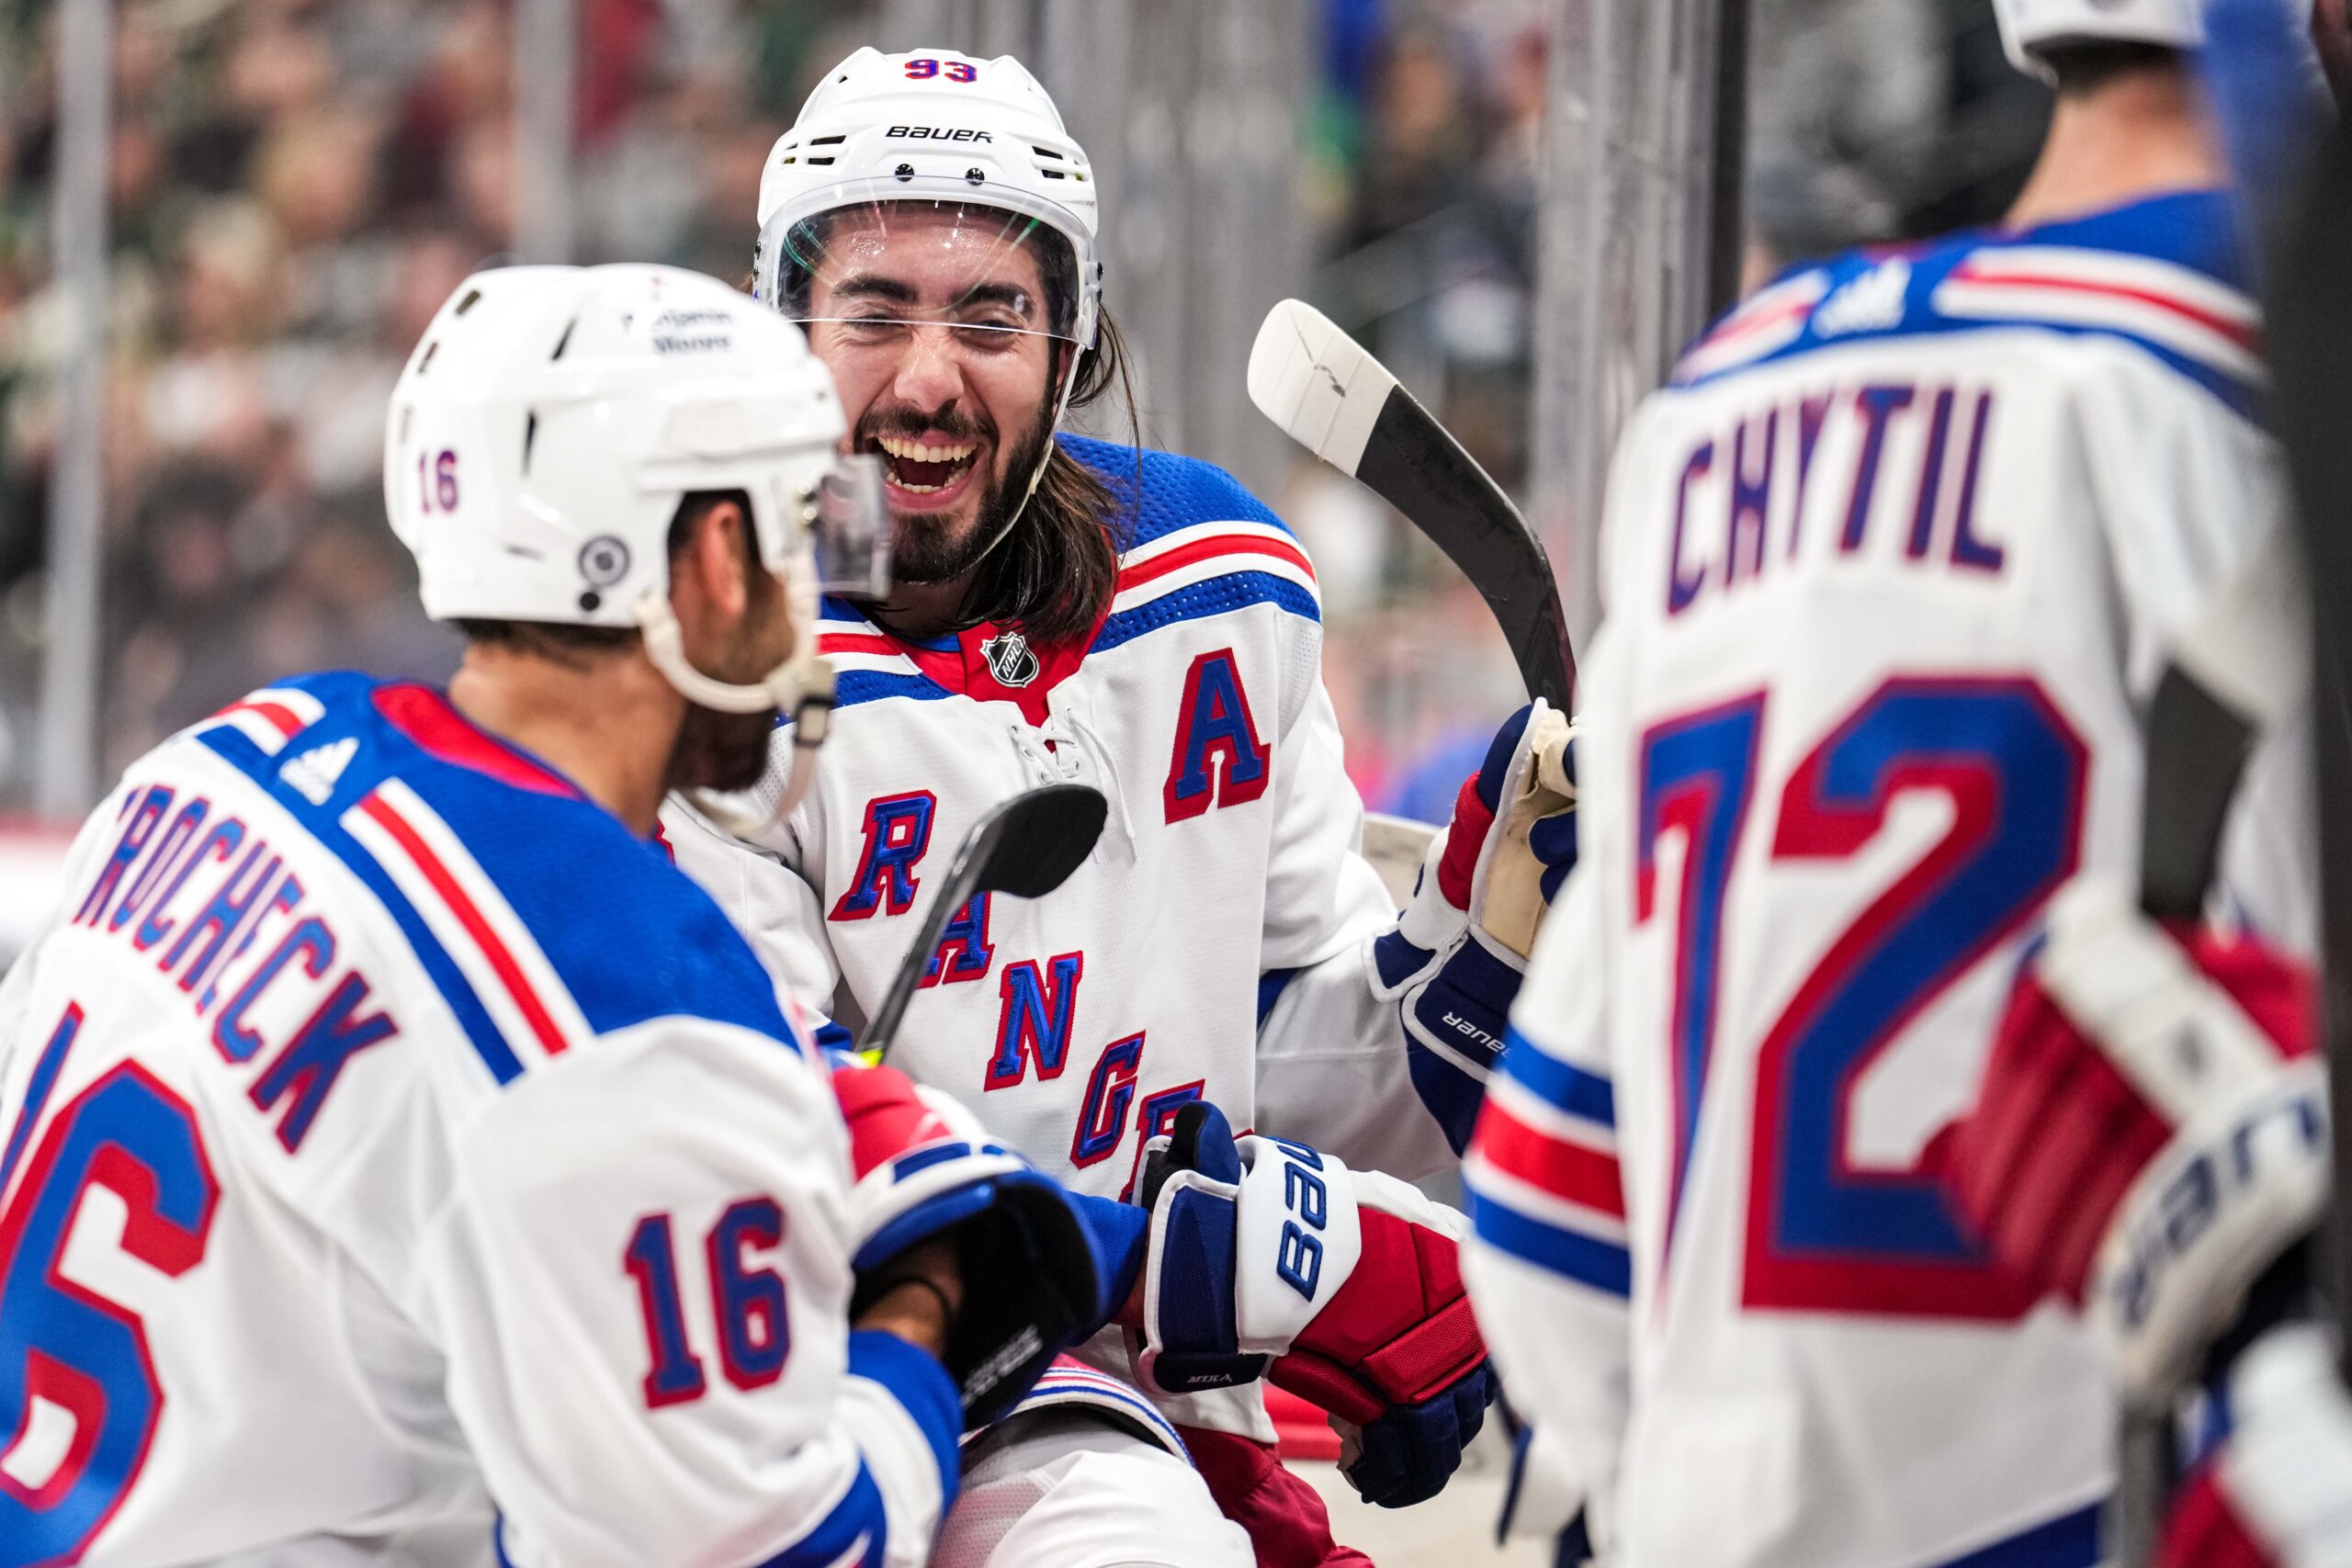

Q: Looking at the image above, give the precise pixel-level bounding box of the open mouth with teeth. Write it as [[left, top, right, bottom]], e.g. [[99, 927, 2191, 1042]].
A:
[[873, 433, 982, 497]]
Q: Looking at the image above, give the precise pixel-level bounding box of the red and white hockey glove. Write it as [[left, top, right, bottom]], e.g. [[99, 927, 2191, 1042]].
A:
[[1941, 881, 2329, 1400], [831, 1061, 1107, 1427], [1374, 701, 1577, 1154], [1130, 1101, 1494, 1508], [2155, 1325, 2352, 1568]]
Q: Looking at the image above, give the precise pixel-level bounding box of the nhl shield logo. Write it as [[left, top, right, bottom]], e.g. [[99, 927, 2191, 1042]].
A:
[[981, 630, 1040, 688]]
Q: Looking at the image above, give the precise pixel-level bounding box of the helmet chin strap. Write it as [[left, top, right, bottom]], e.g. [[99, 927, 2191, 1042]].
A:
[[636, 583, 836, 836]]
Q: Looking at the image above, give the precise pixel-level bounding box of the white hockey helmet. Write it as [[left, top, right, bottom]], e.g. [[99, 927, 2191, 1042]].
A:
[[752, 45, 1102, 351], [384, 264, 889, 732], [1992, 0, 2204, 80]]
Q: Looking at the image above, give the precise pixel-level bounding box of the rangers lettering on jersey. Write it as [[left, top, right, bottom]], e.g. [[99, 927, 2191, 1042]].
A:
[[666, 434, 1459, 1441]]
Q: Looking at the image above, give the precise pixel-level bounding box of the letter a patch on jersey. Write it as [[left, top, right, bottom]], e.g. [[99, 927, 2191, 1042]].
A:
[[1163, 649, 1270, 823]]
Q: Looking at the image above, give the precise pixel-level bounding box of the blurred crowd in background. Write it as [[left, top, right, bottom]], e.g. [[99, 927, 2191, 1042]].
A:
[[0, 0, 2049, 821]]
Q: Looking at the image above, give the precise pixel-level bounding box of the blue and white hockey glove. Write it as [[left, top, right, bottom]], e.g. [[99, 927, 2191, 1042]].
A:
[[1374, 701, 1577, 1153], [832, 1061, 1117, 1427], [1128, 1102, 1494, 1508]]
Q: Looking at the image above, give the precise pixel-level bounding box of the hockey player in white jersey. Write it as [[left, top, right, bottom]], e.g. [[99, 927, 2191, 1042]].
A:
[[1461, 3, 2317, 1565], [662, 42, 1556, 1567], [0, 263, 1128, 1566]]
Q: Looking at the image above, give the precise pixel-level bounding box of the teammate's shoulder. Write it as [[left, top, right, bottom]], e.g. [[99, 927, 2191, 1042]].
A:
[[1670, 190, 2263, 420], [186, 672, 800, 1087], [1059, 434, 1322, 655]]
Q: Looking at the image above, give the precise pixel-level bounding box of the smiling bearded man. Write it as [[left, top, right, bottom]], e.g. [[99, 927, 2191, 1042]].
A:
[[662, 44, 1575, 1568]]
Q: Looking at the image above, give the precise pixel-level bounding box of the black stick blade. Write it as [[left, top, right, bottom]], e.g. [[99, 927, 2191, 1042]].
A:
[[2138, 665, 2256, 922], [1358, 386, 1577, 710], [862, 784, 1107, 1064], [968, 784, 1108, 899]]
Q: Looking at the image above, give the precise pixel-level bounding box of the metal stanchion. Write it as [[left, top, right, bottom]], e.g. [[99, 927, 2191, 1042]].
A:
[[37, 0, 112, 814]]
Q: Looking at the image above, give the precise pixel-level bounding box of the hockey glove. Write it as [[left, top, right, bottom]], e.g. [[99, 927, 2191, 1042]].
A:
[[1374, 701, 1577, 1154], [831, 1060, 1109, 1427], [1131, 1101, 1493, 1507], [2154, 1325, 2352, 1568], [1940, 882, 2329, 1402]]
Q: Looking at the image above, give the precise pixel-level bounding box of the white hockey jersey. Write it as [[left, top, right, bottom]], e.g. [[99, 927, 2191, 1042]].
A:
[[665, 435, 1454, 1437], [1462, 191, 2315, 1568], [0, 673, 960, 1568], [666, 435, 1456, 1201]]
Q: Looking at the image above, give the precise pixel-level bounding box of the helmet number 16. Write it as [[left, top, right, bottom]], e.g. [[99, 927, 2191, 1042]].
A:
[[416, 450, 459, 514]]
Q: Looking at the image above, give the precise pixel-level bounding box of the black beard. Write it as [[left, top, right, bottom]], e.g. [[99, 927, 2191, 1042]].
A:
[[666, 704, 777, 795], [888, 416, 1054, 586]]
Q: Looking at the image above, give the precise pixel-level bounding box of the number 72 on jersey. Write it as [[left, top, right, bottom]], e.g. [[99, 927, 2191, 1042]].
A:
[[1638, 674, 2086, 1317]]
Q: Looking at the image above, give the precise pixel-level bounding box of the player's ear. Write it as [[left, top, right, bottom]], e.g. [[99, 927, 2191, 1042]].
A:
[[676, 498, 754, 623]]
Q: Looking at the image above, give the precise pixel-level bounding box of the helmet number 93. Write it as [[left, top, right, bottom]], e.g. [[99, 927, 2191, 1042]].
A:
[[904, 57, 978, 82]]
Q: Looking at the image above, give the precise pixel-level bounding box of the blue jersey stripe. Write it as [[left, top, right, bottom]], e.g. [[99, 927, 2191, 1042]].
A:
[[1466, 1187, 1633, 1297], [1500, 1028, 1616, 1128], [845, 1330, 961, 1501], [1931, 1501, 2102, 1568], [833, 670, 952, 710], [1023, 1372, 1188, 1453], [1094, 573, 1319, 656], [197, 724, 526, 1085], [752, 1460, 888, 1568]]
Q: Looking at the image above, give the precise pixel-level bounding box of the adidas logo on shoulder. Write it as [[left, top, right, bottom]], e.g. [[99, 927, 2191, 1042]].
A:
[[280, 737, 357, 806], [1815, 257, 1912, 338]]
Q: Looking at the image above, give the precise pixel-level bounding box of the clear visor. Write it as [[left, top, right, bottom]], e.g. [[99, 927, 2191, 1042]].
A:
[[756, 181, 1091, 349], [804, 452, 892, 598]]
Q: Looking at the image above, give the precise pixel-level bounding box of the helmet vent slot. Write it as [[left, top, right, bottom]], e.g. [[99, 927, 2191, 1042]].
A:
[[550, 317, 578, 361], [522, 412, 538, 473], [810, 134, 846, 146], [453, 288, 481, 317], [1032, 146, 1063, 160], [416, 342, 439, 375], [806, 155, 836, 165], [1041, 169, 1065, 179]]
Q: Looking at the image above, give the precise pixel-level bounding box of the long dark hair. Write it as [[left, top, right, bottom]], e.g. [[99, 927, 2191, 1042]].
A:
[[765, 202, 1139, 647], [958, 307, 1136, 645]]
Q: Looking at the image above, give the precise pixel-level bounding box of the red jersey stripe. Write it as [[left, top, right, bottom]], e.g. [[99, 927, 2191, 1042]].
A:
[[1477, 1098, 1625, 1219], [817, 631, 903, 658], [1948, 265, 2261, 353], [1120, 533, 1317, 592], [218, 698, 307, 739], [357, 792, 571, 1058]]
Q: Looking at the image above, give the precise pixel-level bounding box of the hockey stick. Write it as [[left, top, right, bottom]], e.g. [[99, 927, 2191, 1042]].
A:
[[1247, 300, 1577, 710], [862, 783, 1108, 1066], [2111, 668, 2258, 1565]]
